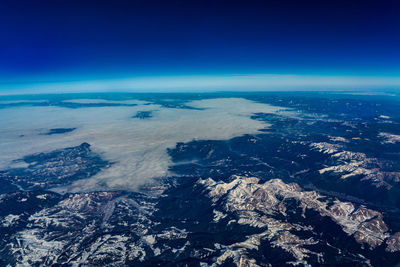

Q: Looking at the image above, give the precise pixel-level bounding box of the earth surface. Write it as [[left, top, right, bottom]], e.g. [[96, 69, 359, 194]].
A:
[[0, 92, 400, 266]]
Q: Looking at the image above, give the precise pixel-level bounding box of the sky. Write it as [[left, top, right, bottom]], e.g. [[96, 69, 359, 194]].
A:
[[1, 0, 400, 92]]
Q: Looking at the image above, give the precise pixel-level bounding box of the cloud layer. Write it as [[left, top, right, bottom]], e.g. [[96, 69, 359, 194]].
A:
[[0, 97, 282, 192]]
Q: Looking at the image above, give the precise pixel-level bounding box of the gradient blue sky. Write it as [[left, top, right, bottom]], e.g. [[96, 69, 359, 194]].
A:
[[1, 0, 400, 92]]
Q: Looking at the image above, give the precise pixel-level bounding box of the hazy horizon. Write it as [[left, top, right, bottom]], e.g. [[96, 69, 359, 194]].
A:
[[1, 74, 400, 95]]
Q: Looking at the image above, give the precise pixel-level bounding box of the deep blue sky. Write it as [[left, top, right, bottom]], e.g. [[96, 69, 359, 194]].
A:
[[1, 0, 400, 86]]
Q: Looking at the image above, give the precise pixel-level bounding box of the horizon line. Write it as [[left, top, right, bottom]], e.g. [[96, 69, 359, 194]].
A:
[[0, 73, 399, 96]]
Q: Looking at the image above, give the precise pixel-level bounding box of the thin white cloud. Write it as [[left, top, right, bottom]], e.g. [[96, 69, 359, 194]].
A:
[[62, 99, 149, 104]]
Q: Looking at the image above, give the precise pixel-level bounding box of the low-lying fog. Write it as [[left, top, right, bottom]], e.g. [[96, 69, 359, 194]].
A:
[[0, 97, 282, 192]]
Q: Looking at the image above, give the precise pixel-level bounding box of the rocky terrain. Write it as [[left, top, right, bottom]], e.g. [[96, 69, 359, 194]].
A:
[[1, 174, 399, 266], [198, 175, 400, 265]]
